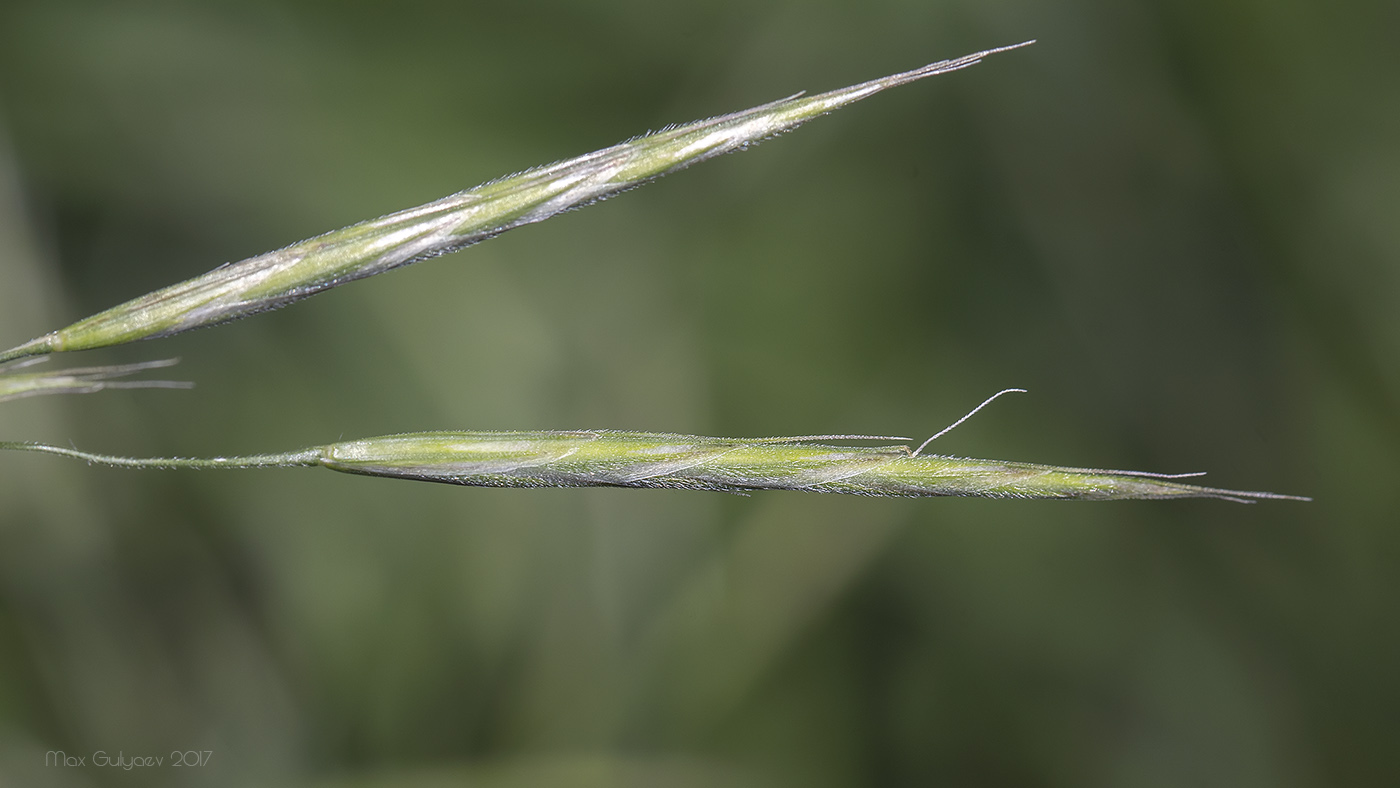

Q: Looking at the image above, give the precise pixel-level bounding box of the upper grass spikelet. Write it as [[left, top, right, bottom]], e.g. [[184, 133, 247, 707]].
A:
[[0, 42, 1034, 364]]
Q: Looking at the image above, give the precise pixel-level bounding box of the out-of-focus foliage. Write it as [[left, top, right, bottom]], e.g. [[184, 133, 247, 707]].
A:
[[0, 1, 1394, 786]]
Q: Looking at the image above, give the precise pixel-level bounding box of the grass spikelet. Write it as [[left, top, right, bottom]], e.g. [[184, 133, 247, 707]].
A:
[[0, 430, 1308, 503], [0, 358, 191, 403], [0, 42, 1033, 364]]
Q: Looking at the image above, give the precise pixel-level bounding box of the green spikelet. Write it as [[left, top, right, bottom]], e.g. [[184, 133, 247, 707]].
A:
[[0, 430, 1307, 503], [0, 43, 1033, 364]]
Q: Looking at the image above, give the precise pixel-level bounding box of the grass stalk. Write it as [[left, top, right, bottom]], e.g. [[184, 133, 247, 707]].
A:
[[0, 43, 1306, 505]]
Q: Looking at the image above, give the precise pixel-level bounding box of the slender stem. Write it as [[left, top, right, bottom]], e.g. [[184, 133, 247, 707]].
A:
[[0, 441, 321, 470], [0, 336, 56, 365]]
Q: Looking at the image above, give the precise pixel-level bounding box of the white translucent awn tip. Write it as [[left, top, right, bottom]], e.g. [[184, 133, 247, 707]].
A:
[[913, 388, 1027, 456], [988, 40, 1037, 54], [962, 40, 1037, 61]]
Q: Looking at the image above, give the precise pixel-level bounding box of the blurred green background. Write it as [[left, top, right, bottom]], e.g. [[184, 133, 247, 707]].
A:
[[0, 1, 1396, 786]]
